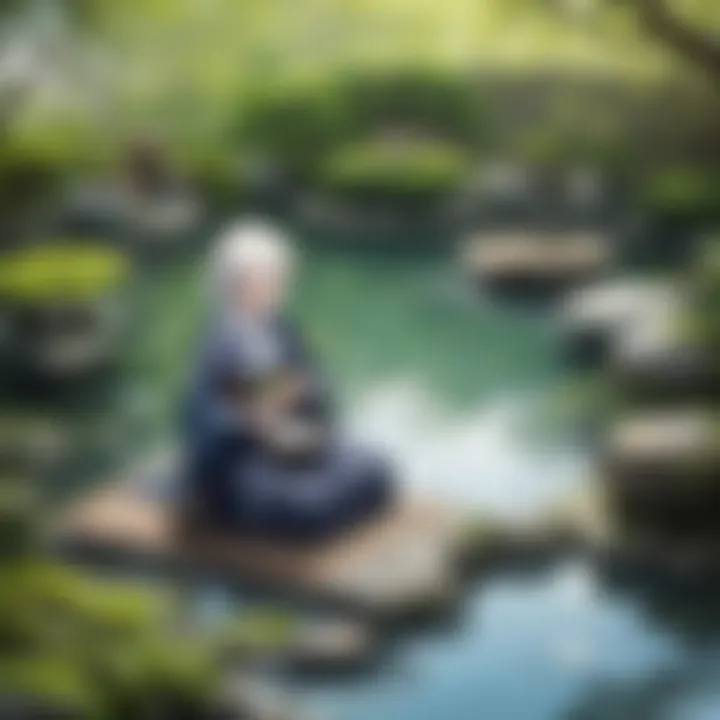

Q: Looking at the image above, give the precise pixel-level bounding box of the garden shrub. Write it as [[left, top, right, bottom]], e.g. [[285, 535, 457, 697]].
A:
[[336, 69, 484, 147], [319, 137, 470, 203], [642, 167, 720, 224], [238, 68, 485, 182]]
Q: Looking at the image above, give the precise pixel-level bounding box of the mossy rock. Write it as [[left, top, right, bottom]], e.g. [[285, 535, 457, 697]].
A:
[[0, 244, 130, 305]]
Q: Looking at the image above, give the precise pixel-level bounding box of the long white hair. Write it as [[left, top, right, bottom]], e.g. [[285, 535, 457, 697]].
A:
[[210, 218, 296, 307]]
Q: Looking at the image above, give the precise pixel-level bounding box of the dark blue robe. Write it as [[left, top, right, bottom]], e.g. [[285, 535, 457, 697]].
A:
[[184, 316, 393, 540]]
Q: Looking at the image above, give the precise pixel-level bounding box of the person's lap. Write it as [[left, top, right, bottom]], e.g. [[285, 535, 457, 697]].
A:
[[232, 444, 393, 540]]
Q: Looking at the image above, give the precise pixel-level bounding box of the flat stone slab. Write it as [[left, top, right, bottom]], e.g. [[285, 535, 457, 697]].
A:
[[604, 410, 720, 482], [558, 279, 677, 339], [462, 231, 611, 287], [55, 456, 462, 619]]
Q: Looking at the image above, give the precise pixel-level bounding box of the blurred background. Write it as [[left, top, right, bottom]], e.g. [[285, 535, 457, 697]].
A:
[[1, 1, 720, 718]]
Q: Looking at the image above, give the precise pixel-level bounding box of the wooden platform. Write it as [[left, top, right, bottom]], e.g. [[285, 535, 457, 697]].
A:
[[55, 456, 464, 619]]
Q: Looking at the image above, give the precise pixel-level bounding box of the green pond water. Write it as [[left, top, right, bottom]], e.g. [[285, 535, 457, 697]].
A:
[[33, 237, 720, 720]]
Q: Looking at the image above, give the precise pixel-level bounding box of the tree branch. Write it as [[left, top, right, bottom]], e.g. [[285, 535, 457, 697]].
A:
[[636, 0, 720, 84]]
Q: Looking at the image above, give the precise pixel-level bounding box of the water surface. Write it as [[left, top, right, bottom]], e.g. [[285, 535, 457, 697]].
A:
[[34, 239, 720, 719]]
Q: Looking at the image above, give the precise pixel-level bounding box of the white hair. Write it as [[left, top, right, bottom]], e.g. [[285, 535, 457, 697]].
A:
[[211, 218, 295, 302]]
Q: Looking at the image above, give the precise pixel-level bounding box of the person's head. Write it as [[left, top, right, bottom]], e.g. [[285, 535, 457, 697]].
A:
[[212, 219, 296, 319]]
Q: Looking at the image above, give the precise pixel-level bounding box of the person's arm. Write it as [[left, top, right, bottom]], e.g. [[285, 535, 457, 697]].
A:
[[280, 317, 334, 422], [190, 331, 268, 445]]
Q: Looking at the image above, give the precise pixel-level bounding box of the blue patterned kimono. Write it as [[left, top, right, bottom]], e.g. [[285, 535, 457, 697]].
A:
[[184, 315, 393, 540]]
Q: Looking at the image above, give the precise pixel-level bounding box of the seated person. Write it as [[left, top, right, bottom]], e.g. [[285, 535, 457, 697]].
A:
[[183, 220, 394, 540]]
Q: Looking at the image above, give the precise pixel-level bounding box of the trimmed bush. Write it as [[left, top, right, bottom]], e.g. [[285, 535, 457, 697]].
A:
[[237, 69, 485, 180], [642, 168, 720, 224], [319, 138, 469, 203]]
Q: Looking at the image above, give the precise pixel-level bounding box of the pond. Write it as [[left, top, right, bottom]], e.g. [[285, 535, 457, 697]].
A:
[[32, 234, 720, 720]]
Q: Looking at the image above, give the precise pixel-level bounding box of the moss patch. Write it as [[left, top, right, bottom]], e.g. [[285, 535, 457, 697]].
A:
[[0, 244, 130, 305]]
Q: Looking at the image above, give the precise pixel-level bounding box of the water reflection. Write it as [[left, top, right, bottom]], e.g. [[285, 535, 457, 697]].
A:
[[349, 379, 586, 519], [291, 558, 720, 720]]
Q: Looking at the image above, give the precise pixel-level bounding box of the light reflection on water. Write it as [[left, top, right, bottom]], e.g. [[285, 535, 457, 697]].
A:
[[347, 378, 586, 519]]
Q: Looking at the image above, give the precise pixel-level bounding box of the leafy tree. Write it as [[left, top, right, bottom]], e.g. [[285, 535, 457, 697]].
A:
[[629, 0, 720, 88]]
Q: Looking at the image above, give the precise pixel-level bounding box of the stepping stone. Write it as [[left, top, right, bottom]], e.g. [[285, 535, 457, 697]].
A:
[[556, 279, 677, 366], [604, 410, 720, 483], [462, 231, 611, 294], [55, 455, 463, 620]]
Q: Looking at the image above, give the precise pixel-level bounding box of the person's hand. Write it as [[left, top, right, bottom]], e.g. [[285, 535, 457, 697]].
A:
[[267, 419, 325, 457], [271, 372, 310, 406]]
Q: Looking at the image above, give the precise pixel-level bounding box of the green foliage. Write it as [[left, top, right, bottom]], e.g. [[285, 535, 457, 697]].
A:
[[642, 168, 720, 222], [0, 655, 102, 719], [0, 558, 221, 719], [0, 478, 221, 720], [0, 481, 38, 562], [689, 237, 720, 356], [238, 70, 484, 179], [319, 138, 469, 202], [337, 70, 484, 146], [0, 245, 130, 305], [239, 81, 349, 178], [218, 608, 298, 659]]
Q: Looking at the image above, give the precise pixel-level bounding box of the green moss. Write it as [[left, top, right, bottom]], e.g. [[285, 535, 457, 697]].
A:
[[218, 608, 299, 658], [0, 557, 221, 718], [642, 168, 720, 222], [320, 138, 469, 201], [46, 577, 175, 640], [91, 636, 219, 716], [0, 245, 130, 304]]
